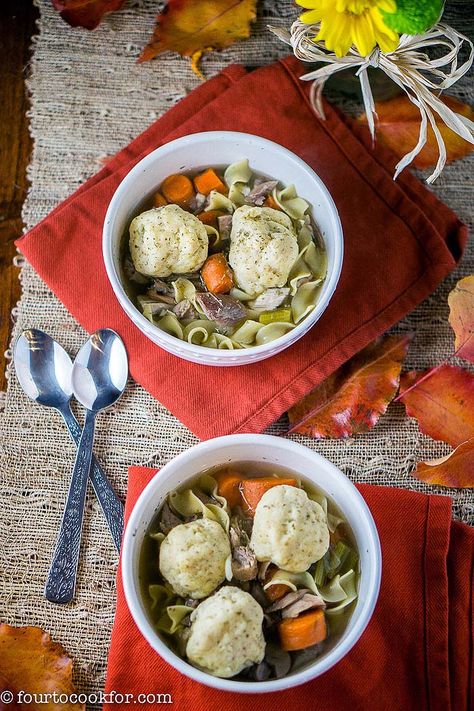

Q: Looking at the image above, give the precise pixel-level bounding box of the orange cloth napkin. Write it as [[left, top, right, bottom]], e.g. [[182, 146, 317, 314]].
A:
[[104, 466, 474, 711], [16, 57, 467, 440]]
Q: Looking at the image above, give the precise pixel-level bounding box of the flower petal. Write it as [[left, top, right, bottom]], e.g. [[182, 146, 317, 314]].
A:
[[372, 9, 400, 52], [306, 0, 399, 57], [352, 12, 376, 56], [300, 9, 323, 24], [318, 15, 353, 57], [295, 0, 319, 9], [377, 0, 396, 13]]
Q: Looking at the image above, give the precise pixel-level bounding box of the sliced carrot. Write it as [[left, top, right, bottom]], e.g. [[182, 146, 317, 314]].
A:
[[215, 470, 243, 509], [152, 191, 167, 208], [197, 210, 224, 228], [278, 609, 327, 651], [193, 168, 227, 196], [264, 566, 290, 602], [240, 477, 297, 515], [201, 253, 234, 294], [160, 173, 195, 207], [264, 195, 281, 211]]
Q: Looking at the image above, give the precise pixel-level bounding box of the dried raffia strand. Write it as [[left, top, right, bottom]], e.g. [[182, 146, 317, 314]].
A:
[[270, 21, 474, 183]]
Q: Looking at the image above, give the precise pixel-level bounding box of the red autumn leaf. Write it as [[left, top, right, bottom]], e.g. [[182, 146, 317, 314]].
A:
[[139, 0, 257, 76], [51, 0, 126, 30], [413, 438, 474, 489], [287, 334, 412, 438], [0, 624, 84, 710], [359, 94, 474, 168], [448, 274, 474, 364], [399, 364, 474, 449]]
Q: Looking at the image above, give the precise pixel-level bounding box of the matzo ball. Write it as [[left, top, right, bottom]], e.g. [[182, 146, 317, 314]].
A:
[[159, 518, 230, 599]]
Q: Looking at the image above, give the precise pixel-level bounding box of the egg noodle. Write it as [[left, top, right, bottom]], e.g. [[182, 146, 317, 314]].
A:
[[141, 473, 359, 681], [123, 160, 328, 349]]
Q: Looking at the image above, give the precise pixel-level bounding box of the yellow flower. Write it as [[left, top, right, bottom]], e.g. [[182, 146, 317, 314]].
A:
[[297, 0, 400, 58]]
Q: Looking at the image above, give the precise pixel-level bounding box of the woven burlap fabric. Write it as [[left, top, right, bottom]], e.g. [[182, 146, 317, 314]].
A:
[[0, 0, 472, 703]]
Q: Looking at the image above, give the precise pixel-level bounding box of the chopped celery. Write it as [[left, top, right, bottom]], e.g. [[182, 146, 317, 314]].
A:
[[340, 548, 359, 576], [313, 557, 326, 587], [326, 541, 350, 579], [258, 308, 292, 325], [315, 541, 352, 586]]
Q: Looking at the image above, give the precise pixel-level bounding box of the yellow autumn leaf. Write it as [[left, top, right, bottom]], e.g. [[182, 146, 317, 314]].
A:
[[139, 0, 258, 77], [0, 624, 84, 710]]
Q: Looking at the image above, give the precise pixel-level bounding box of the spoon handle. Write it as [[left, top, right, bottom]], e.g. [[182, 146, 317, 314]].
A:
[[60, 404, 124, 552], [45, 409, 96, 604]]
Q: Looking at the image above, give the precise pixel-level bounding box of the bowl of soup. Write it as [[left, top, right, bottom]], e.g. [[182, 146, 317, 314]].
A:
[[122, 435, 381, 693], [103, 131, 343, 366]]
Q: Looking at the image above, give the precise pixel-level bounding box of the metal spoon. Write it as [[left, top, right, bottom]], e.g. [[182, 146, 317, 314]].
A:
[[14, 329, 124, 552], [44, 329, 128, 604]]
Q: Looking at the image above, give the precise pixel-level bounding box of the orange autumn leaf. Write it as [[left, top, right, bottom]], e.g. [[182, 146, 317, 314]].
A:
[[359, 94, 474, 169], [139, 0, 257, 76], [448, 275, 474, 364], [414, 439, 474, 489], [0, 625, 84, 710], [399, 365, 474, 449], [51, 0, 126, 30], [288, 334, 412, 438]]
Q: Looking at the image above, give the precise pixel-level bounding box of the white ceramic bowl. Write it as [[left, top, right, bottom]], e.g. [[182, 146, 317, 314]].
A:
[[122, 435, 381, 693], [103, 131, 343, 366]]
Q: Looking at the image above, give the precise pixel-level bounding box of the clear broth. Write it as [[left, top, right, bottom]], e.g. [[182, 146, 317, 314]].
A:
[[138, 462, 359, 679], [120, 165, 327, 314]]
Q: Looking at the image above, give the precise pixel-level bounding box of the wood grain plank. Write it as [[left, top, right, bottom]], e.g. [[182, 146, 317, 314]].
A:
[[0, 0, 39, 391]]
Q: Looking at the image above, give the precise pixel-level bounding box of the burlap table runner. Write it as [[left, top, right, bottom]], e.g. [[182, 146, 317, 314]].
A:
[[0, 0, 472, 703]]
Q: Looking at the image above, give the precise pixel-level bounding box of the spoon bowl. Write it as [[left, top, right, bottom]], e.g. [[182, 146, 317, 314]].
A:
[[14, 328, 125, 558], [14, 329, 72, 408], [72, 330, 128, 412]]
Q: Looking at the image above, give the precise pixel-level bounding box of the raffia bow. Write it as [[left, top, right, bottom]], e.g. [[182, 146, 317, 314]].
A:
[[271, 21, 474, 183]]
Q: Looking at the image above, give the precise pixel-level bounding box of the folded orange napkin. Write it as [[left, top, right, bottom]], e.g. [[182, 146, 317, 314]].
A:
[[104, 466, 474, 711], [16, 57, 467, 440]]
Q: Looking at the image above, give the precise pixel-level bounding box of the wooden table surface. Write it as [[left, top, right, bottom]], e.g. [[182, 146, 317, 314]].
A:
[[0, 0, 38, 392]]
